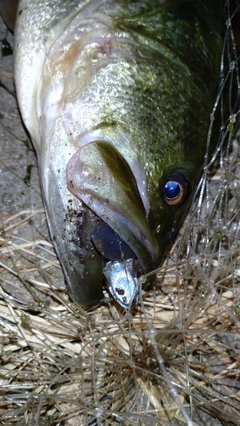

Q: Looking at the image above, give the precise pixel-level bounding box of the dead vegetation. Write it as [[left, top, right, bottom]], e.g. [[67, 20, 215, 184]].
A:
[[0, 2, 240, 425]]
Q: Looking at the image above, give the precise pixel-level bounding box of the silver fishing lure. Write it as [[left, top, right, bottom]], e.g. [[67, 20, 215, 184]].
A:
[[103, 259, 139, 309]]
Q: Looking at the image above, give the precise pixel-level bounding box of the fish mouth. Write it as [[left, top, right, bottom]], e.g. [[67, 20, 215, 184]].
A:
[[66, 136, 159, 274]]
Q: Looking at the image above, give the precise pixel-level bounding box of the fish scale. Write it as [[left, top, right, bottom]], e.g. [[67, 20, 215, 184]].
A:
[[6, 0, 227, 307]]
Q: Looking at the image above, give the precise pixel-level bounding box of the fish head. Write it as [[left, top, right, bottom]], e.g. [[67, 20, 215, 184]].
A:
[[55, 40, 215, 307], [14, 1, 224, 308]]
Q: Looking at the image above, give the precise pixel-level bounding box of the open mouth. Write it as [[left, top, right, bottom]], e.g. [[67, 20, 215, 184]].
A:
[[65, 133, 159, 308], [91, 219, 141, 309]]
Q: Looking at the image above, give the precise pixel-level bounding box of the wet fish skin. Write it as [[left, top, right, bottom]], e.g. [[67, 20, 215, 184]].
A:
[[13, 1, 225, 307]]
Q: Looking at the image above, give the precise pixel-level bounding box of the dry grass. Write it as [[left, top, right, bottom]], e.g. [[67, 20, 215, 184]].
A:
[[1, 162, 240, 425], [0, 2, 240, 425]]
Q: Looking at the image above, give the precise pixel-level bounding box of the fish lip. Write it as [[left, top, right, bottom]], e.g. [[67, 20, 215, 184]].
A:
[[66, 138, 159, 272], [78, 193, 157, 271], [63, 125, 150, 215]]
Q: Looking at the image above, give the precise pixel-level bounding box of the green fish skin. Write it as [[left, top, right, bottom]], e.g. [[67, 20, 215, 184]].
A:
[[13, 0, 225, 307]]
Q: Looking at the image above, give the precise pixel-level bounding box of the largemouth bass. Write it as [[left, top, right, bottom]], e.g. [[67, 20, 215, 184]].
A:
[[4, 0, 226, 308]]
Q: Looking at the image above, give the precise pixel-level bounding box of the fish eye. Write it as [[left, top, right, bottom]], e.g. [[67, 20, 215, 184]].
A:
[[164, 172, 189, 206]]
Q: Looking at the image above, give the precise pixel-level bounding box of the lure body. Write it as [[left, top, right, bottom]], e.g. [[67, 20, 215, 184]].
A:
[[12, 0, 225, 307], [104, 259, 138, 309]]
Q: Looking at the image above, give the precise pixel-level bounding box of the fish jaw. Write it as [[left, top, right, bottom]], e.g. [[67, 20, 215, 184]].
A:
[[38, 110, 159, 308], [66, 138, 159, 267]]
